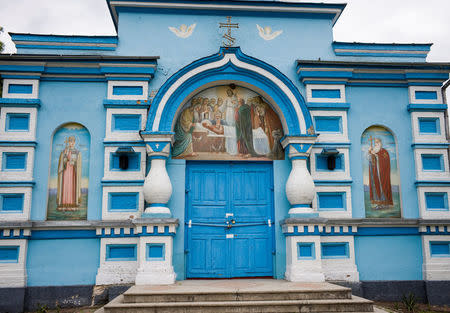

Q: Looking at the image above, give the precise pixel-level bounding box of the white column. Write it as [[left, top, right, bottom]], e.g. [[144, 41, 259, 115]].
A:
[[282, 137, 317, 217], [142, 141, 173, 217]]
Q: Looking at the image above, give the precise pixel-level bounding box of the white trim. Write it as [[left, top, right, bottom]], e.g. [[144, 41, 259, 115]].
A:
[[0, 187, 32, 221], [135, 236, 176, 285], [151, 53, 307, 134], [109, 1, 343, 24], [96, 237, 138, 285], [285, 236, 325, 282], [107, 80, 148, 100], [310, 110, 348, 143], [306, 84, 346, 103], [417, 186, 450, 219], [310, 147, 351, 181], [320, 236, 359, 282], [102, 186, 144, 220], [414, 148, 450, 181], [105, 108, 147, 142], [0, 239, 27, 287], [409, 86, 443, 105], [0, 146, 35, 181], [313, 186, 352, 219], [2, 79, 39, 99], [411, 111, 447, 144], [103, 146, 146, 181], [0, 107, 37, 141], [422, 235, 450, 280]]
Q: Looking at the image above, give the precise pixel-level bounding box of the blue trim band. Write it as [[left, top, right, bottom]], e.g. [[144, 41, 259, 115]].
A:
[[292, 204, 312, 208], [149, 203, 168, 207]]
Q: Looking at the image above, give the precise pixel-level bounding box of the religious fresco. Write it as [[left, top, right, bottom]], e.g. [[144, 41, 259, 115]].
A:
[[47, 123, 90, 220], [361, 126, 401, 218], [172, 85, 284, 160]]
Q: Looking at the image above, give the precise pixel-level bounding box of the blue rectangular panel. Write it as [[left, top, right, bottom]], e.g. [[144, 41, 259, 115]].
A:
[[425, 192, 448, 211], [418, 118, 439, 134], [311, 89, 341, 99], [421, 154, 443, 171], [2, 152, 27, 170], [430, 242, 450, 257], [106, 244, 137, 261], [112, 86, 143, 96], [8, 84, 33, 94], [108, 192, 138, 212], [314, 116, 342, 133], [6, 113, 30, 131], [317, 192, 345, 211], [110, 152, 140, 171], [147, 243, 165, 260], [1, 194, 24, 212], [297, 242, 315, 259], [321, 243, 349, 258], [112, 114, 141, 131], [0, 246, 19, 263], [415, 91, 438, 100], [316, 154, 343, 171]]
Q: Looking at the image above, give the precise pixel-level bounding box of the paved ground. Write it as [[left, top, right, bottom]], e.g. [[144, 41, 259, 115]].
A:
[[126, 278, 348, 294]]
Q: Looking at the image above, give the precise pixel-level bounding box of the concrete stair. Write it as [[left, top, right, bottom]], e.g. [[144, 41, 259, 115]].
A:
[[96, 279, 377, 313]]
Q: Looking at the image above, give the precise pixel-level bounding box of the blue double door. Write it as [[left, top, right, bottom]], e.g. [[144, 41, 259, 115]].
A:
[[186, 162, 275, 278]]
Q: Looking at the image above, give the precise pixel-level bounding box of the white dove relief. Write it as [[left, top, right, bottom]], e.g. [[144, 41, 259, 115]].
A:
[[168, 23, 196, 38], [256, 24, 283, 41]]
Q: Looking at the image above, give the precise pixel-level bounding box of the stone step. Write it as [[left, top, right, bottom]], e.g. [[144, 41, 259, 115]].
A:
[[102, 294, 374, 313], [124, 289, 352, 303], [123, 280, 353, 303]]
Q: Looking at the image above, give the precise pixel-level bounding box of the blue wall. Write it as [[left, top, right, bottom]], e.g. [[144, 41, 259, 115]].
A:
[[355, 236, 423, 281], [31, 81, 106, 220], [116, 12, 332, 96], [27, 239, 100, 286], [273, 158, 291, 279], [167, 159, 186, 280], [347, 86, 418, 218]]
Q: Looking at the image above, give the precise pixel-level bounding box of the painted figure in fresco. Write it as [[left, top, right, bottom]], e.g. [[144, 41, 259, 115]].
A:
[[173, 103, 197, 157], [223, 88, 238, 126], [203, 112, 224, 135], [251, 100, 270, 155], [57, 136, 82, 211], [235, 98, 257, 157], [367, 137, 393, 209]]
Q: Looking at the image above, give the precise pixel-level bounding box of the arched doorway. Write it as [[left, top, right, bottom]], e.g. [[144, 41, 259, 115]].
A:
[[140, 48, 317, 279]]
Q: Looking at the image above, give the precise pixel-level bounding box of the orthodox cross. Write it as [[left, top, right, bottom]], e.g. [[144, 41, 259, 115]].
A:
[[219, 16, 239, 47]]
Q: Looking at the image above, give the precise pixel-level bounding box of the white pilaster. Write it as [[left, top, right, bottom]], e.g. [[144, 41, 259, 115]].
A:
[[135, 236, 176, 285], [285, 236, 325, 282]]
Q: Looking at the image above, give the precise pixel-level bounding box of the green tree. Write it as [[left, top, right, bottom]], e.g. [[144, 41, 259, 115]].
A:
[[0, 26, 4, 52]]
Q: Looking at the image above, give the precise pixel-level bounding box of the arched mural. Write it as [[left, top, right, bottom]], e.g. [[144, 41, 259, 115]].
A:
[[361, 125, 401, 218], [172, 85, 284, 160], [47, 123, 90, 220]]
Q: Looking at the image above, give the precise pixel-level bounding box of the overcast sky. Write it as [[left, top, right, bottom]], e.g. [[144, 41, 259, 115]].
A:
[[0, 0, 449, 60]]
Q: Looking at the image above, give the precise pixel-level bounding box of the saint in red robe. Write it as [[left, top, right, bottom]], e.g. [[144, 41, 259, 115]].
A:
[[368, 147, 393, 207]]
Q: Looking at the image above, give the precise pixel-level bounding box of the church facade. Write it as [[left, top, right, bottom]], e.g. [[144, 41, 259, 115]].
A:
[[1, 0, 450, 311]]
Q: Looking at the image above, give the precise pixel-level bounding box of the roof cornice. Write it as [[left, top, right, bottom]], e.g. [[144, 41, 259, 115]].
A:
[[107, 0, 346, 30]]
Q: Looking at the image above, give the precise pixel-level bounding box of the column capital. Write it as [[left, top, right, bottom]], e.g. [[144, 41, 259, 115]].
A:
[[281, 135, 317, 159], [141, 131, 174, 158]]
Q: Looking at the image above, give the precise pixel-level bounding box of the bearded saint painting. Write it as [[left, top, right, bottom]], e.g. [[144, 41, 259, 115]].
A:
[[368, 137, 393, 208], [362, 126, 401, 218], [57, 136, 82, 210]]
